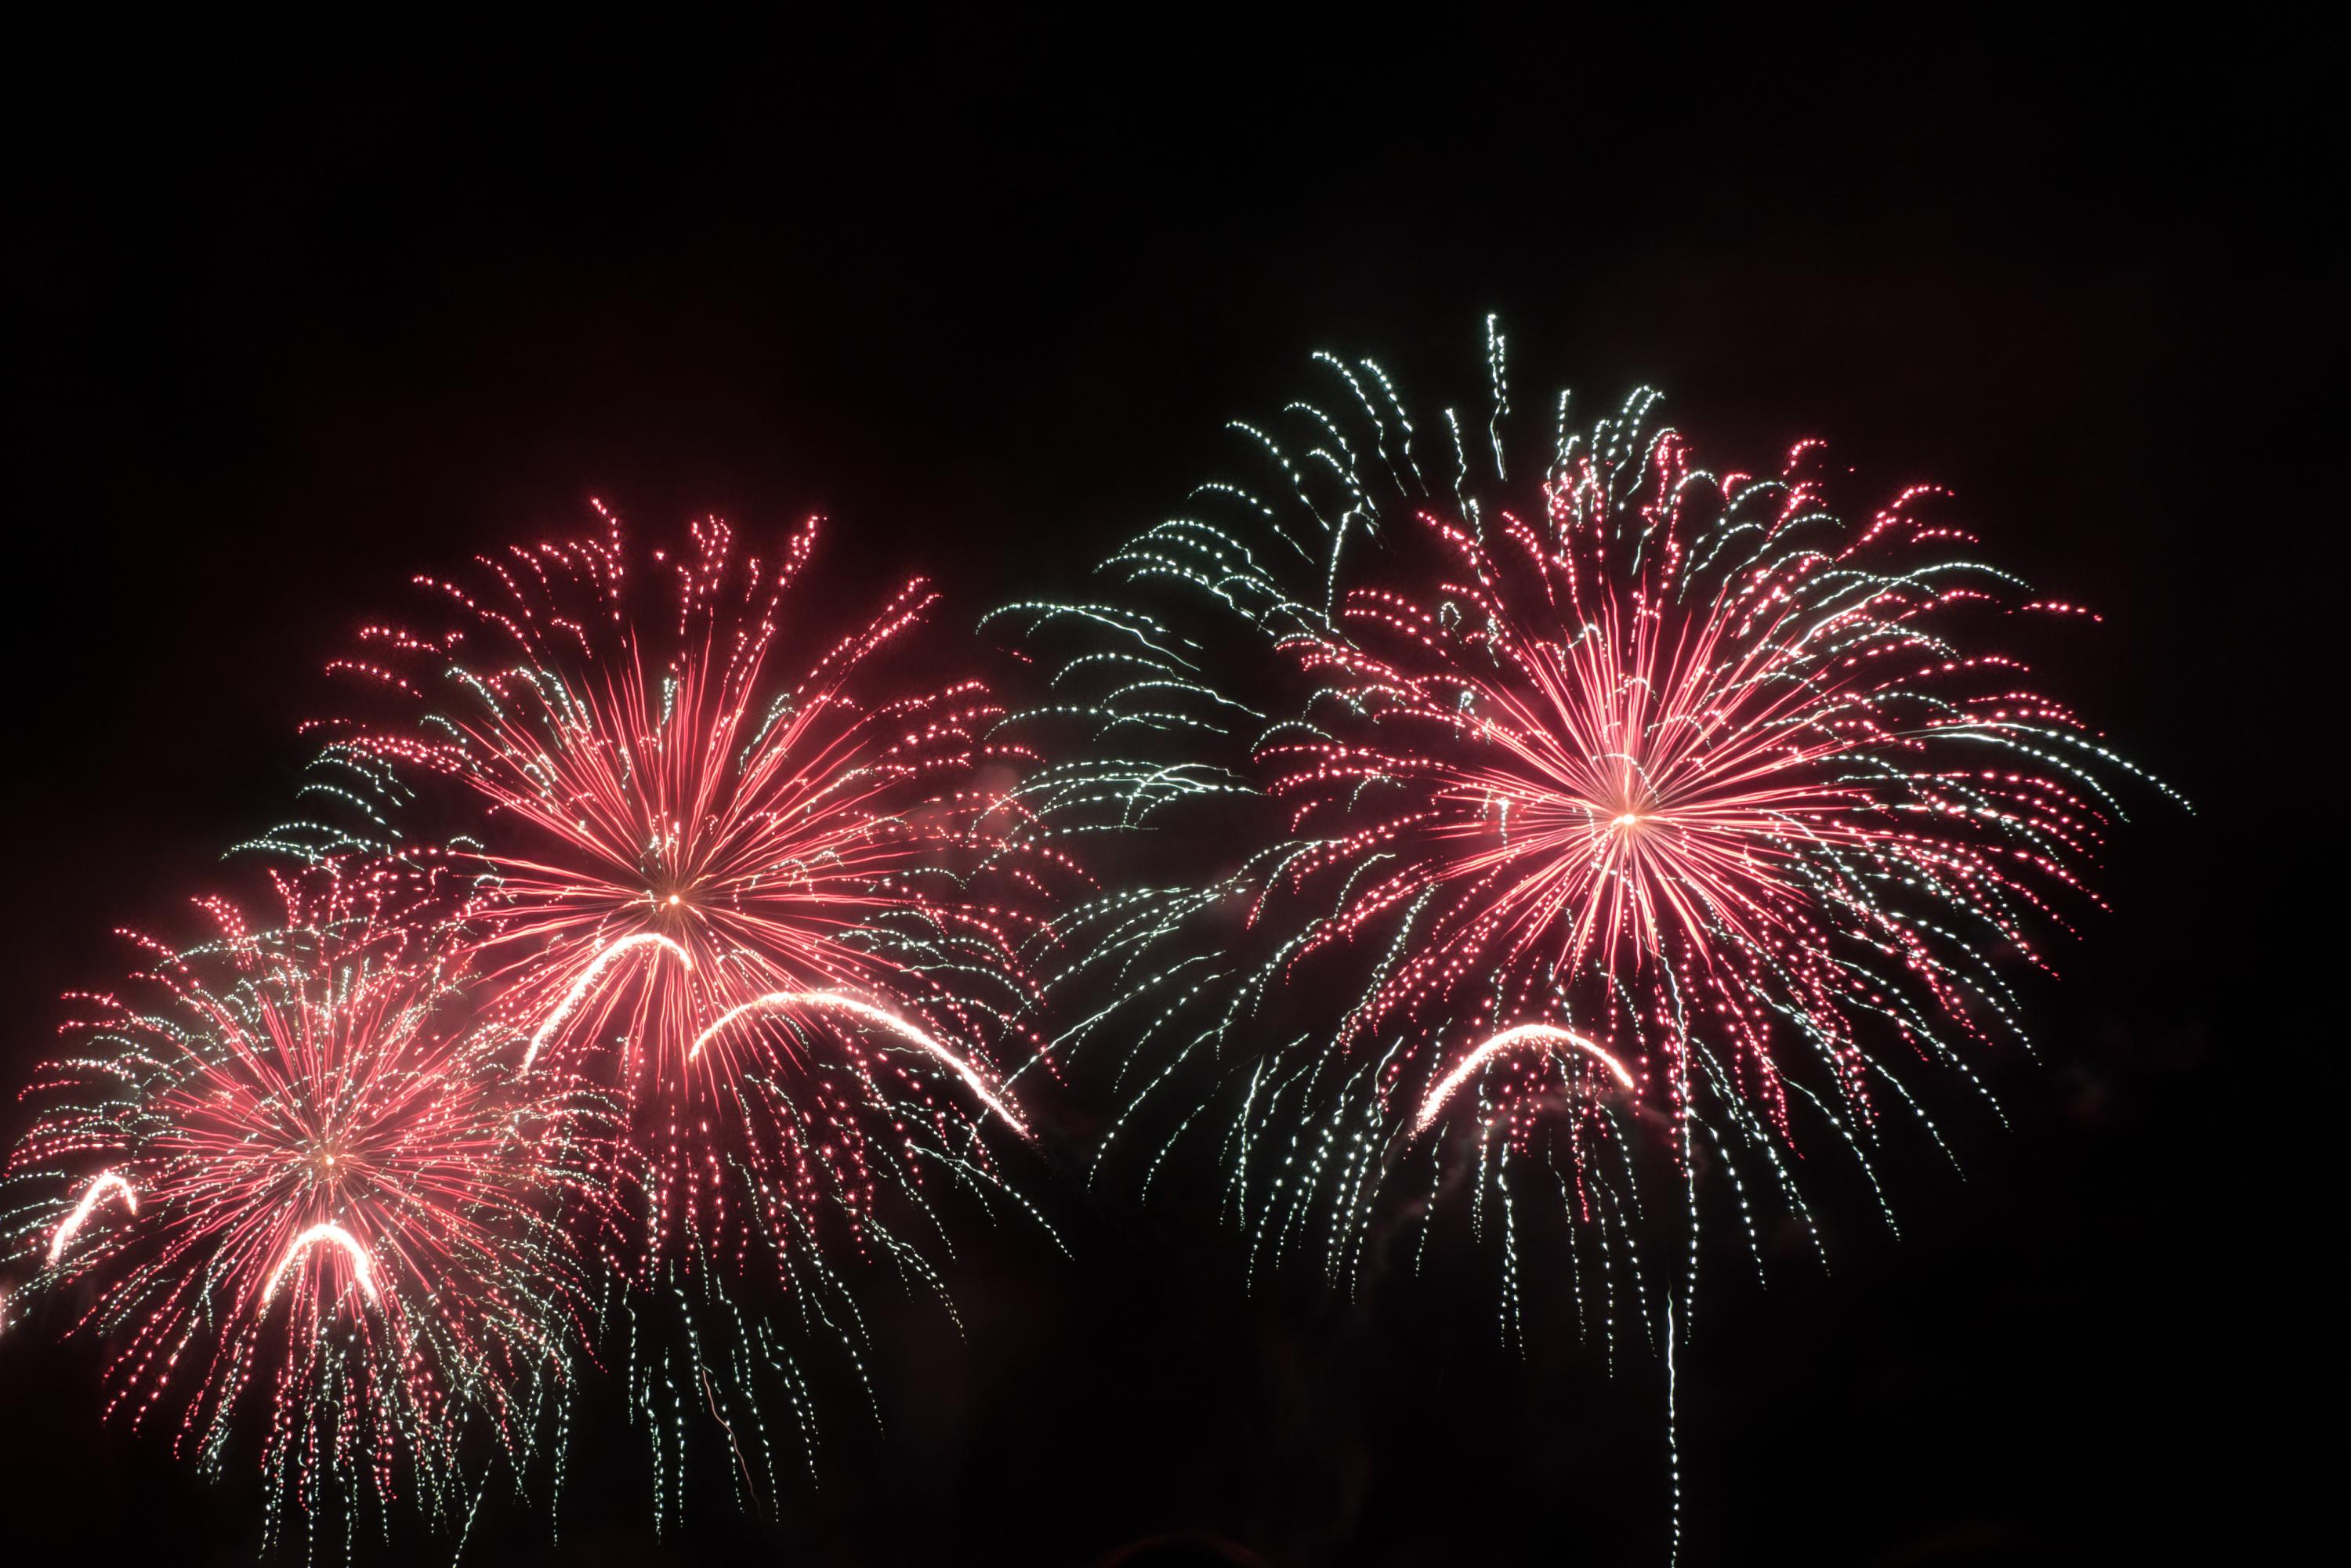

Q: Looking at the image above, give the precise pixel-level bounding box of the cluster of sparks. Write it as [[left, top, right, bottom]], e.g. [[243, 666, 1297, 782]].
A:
[[0, 327, 2161, 1553], [3, 511, 1057, 1541]]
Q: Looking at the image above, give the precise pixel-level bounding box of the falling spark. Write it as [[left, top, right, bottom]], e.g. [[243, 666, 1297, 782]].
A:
[[46, 1169, 137, 1266], [1413, 1025, 1632, 1136], [690, 991, 1031, 1136], [520, 932, 692, 1075], [263, 1221, 381, 1305]]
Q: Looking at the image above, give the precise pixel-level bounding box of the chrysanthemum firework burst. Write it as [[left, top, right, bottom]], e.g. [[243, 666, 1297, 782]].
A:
[[1000, 324, 2165, 1339], [0, 863, 603, 1545], [308, 507, 1063, 1519], [1264, 462, 2083, 1132], [321, 508, 1045, 1217]]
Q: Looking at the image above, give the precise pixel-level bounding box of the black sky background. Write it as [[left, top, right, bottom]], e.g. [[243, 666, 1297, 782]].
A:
[[0, 20, 2331, 1566]]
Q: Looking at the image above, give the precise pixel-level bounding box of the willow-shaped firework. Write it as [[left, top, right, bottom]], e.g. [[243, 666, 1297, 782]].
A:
[[997, 324, 2165, 1343], [306, 506, 1063, 1519], [0, 862, 604, 1548]]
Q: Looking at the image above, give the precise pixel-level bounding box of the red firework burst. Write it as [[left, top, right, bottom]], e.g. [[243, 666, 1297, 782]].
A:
[[5, 862, 602, 1530], [323, 508, 1055, 1273], [1263, 436, 2112, 1143]]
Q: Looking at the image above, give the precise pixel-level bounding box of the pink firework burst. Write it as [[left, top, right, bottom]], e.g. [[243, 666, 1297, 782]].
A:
[[1267, 453, 2110, 1143], [2, 862, 604, 1536], [321, 508, 1056, 1278], [1013, 349, 2164, 1325]]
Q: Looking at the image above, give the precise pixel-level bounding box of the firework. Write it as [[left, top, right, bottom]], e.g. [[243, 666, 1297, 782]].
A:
[[301, 507, 1063, 1521], [0, 862, 607, 1548], [46, 1170, 138, 1266], [997, 322, 2167, 1346]]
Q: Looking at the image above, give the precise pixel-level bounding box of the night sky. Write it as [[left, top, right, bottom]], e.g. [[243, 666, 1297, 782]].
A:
[[2, 22, 2326, 1566]]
